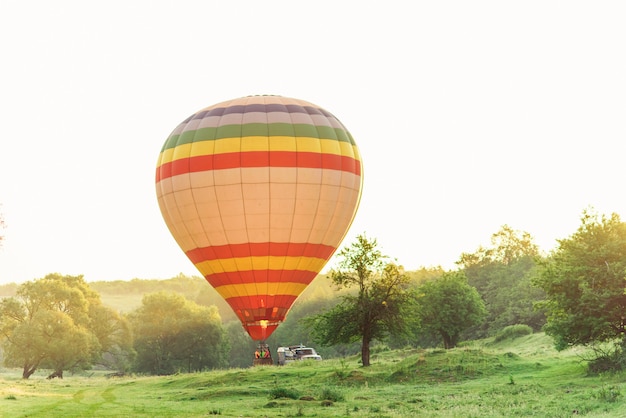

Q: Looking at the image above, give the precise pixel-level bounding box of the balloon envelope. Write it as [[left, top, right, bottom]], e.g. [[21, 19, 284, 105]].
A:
[[155, 95, 362, 340]]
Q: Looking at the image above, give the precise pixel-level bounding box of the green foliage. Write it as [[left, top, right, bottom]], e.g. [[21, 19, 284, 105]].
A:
[[266, 278, 340, 351], [585, 340, 626, 374], [319, 387, 344, 402], [458, 225, 546, 339], [534, 210, 626, 352], [458, 225, 539, 266], [268, 387, 300, 400], [593, 385, 622, 403], [88, 303, 134, 372], [416, 271, 486, 349], [494, 324, 533, 342], [223, 321, 257, 368], [308, 234, 413, 366], [0, 274, 131, 379], [588, 352, 626, 374], [128, 292, 228, 375]]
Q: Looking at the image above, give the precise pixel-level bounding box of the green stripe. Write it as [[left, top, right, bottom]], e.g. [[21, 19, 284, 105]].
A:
[[162, 123, 354, 152]]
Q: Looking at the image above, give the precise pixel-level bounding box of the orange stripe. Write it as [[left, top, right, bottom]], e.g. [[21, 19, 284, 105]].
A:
[[155, 151, 361, 182], [186, 242, 336, 264]]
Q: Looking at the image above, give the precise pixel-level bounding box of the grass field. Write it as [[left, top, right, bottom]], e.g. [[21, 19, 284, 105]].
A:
[[1, 333, 625, 417]]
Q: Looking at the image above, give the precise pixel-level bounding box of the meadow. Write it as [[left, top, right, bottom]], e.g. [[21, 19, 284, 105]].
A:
[[1, 333, 625, 417]]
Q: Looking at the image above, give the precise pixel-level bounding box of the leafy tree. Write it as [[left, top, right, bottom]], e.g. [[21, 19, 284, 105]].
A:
[[269, 288, 336, 347], [534, 210, 626, 353], [88, 303, 134, 372], [0, 274, 111, 378], [459, 225, 539, 268], [416, 271, 486, 349], [5, 310, 95, 379], [129, 292, 227, 374], [193, 283, 238, 322], [224, 321, 257, 368], [39, 311, 98, 378], [458, 225, 545, 338], [308, 235, 412, 366]]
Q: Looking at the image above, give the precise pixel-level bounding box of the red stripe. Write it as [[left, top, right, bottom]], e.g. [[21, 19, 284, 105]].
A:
[[226, 295, 297, 318], [155, 151, 361, 182], [245, 324, 279, 340], [232, 306, 291, 323], [226, 295, 299, 340], [187, 242, 336, 264], [204, 270, 318, 287], [155, 161, 173, 183]]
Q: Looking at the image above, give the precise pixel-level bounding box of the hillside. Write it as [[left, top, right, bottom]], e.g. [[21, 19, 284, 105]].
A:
[[1, 333, 625, 417], [0, 273, 339, 324]]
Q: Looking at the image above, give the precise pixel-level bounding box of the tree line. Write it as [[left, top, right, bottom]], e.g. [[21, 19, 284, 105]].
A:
[[1, 208, 626, 376]]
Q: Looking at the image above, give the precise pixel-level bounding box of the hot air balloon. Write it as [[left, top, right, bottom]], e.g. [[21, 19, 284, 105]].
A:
[[155, 95, 362, 342]]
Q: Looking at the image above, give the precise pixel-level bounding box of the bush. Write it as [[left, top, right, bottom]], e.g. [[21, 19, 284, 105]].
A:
[[593, 385, 622, 402], [494, 324, 533, 342], [588, 353, 626, 374], [269, 387, 300, 400], [319, 388, 344, 402]]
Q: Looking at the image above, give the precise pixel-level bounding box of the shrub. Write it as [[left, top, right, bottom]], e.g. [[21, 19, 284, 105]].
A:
[[319, 387, 344, 402], [593, 385, 622, 403], [371, 343, 390, 353], [588, 352, 626, 374], [269, 387, 300, 400], [494, 324, 533, 342]]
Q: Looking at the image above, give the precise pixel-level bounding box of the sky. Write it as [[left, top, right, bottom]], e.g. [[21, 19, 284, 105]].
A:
[[1, 1, 625, 285]]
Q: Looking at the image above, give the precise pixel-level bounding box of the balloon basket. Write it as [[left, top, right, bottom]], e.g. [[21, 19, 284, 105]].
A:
[[253, 342, 274, 366], [253, 357, 274, 366]]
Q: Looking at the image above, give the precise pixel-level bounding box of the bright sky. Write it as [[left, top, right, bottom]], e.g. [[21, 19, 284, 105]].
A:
[[1, 1, 625, 285]]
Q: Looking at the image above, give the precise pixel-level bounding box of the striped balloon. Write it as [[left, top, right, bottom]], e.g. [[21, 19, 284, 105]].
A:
[[155, 95, 362, 340]]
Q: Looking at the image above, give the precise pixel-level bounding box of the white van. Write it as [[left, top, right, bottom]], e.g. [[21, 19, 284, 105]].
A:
[[277, 345, 322, 365]]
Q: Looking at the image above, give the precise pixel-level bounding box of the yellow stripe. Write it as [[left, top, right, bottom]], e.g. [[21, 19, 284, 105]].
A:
[[159, 147, 176, 165], [215, 282, 308, 299], [157, 137, 361, 166], [194, 256, 327, 275]]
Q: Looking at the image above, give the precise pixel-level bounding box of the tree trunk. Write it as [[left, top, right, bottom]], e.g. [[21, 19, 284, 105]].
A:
[[361, 336, 371, 367], [47, 370, 64, 379], [22, 365, 37, 379], [441, 331, 452, 349]]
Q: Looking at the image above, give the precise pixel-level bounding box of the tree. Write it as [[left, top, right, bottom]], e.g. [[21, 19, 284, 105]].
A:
[[88, 303, 134, 372], [458, 224, 539, 268], [416, 271, 486, 349], [224, 321, 257, 368], [269, 280, 338, 347], [0, 274, 107, 378], [458, 225, 545, 338], [534, 210, 626, 353], [308, 235, 412, 366], [129, 292, 228, 374]]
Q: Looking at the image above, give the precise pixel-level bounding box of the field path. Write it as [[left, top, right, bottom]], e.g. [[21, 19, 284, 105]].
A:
[[6, 382, 122, 418]]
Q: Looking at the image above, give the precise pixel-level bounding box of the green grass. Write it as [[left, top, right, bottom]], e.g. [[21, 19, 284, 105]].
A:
[[1, 333, 625, 417]]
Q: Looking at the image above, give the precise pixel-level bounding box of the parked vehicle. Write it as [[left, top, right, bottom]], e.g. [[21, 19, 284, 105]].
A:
[[277, 345, 322, 365]]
